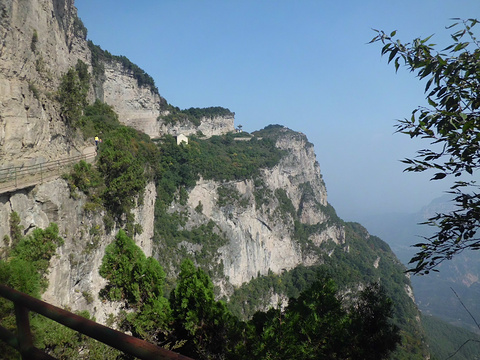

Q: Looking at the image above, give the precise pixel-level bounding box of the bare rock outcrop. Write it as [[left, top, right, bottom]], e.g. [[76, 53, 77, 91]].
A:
[[157, 114, 235, 138], [99, 61, 162, 138], [176, 128, 344, 291], [0, 0, 90, 164]]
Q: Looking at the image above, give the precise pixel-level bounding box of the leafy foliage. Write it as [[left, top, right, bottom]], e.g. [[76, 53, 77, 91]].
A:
[[194, 134, 284, 181], [98, 128, 151, 223], [227, 221, 426, 359], [370, 19, 480, 274], [11, 223, 64, 291], [65, 98, 158, 234], [96, 230, 402, 360], [78, 99, 121, 139], [99, 230, 170, 340], [168, 258, 243, 359], [58, 60, 90, 125], [348, 283, 402, 360], [9, 211, 23, 248], [63, 160, 103, 197], [31, 29, 38, 52], [33, 311, 121, 360], [0, 220, 64, 359], [249, 278, 400, 360]]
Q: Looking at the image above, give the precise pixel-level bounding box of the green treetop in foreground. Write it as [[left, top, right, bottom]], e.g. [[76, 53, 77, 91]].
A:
[[370, 19, 480, 274], [98, 232, 400, 360]]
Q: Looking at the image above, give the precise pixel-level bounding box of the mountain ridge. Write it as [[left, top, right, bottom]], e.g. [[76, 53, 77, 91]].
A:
[[0, 1, 429, 358]]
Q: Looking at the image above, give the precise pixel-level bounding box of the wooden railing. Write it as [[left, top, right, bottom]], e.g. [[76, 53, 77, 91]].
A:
[[0, 284, 193, 360], [0, 152, 96, 194]]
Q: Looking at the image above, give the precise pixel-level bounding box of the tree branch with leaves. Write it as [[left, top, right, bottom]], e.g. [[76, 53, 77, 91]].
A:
[[370, 18, 480, 274]]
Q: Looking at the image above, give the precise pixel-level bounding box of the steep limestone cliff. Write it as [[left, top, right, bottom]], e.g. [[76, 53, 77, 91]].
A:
[[95, 60, 163, 138], [0, 2, 428, 357], [157, 113, 235, 138], [0, 0, 90, 164], [0, 0, 232, 167], [163, 127, 344, 292]]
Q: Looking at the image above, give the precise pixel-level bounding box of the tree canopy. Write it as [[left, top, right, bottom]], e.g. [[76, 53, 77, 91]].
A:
[[370, 18, 480, 274]]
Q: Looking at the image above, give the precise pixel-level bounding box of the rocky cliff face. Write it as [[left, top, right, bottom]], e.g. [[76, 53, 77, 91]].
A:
[[0, 0, 90, 164], [168, 127, 344, 293], [157, 114, 235, 138], [0, 0, 232, 167], [97, 61, 163, 138], [0, 5, 425, 357], [0, 0, 232, 315]]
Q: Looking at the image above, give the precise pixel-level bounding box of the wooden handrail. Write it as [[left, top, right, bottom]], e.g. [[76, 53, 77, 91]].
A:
[[0, 284, 193, 360]]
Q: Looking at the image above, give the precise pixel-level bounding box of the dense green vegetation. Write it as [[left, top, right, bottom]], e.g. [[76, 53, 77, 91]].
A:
[[78, 99, 121, 139], [193, 133, 284, 181], [99, 233, 400, 360], [0, 214, 118, 359], [227, 222, 427, 360], [58, 60, 90, 126], [62, 94, 159, 235], [1, 217, 64, 296], [33, 312, 120, 360], [249, 280, 400, 360], [99, 230, 171, 341], [98, 126, 158, 228]]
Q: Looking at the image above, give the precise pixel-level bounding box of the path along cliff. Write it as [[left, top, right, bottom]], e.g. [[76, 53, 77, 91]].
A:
[[0, 146, 97, 194]]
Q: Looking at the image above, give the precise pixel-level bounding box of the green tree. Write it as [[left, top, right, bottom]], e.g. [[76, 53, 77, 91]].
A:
[[370, 19, 480, 274], [248, 278, 400, 360], [251, 278, 349, 360], [348, 283, 401, 360], [58, 60, 90, 125], [99, 230, 171, 341], [11, 223, 64, 291], [169, 258, 243, 359], [0, 222, 64, 359], [98, 127, 150, 225], [33, 311, 121, 360], [78, 99, 120, 139]]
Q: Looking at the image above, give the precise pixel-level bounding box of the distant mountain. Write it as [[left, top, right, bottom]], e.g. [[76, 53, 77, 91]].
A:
[[358, 195, 480, 333], [422, 314, 480, 360]]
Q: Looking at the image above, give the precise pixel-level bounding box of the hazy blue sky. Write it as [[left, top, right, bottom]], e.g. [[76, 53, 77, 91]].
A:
[[75, 0, 480, 221]]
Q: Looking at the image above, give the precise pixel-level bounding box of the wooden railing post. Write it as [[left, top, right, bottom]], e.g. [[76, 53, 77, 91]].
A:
[[0, 284, 194, 360], [14, 304, 33, 359]]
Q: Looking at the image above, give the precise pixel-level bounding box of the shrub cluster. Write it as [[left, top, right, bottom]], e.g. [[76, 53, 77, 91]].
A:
[[99, 232, 400, 360]]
